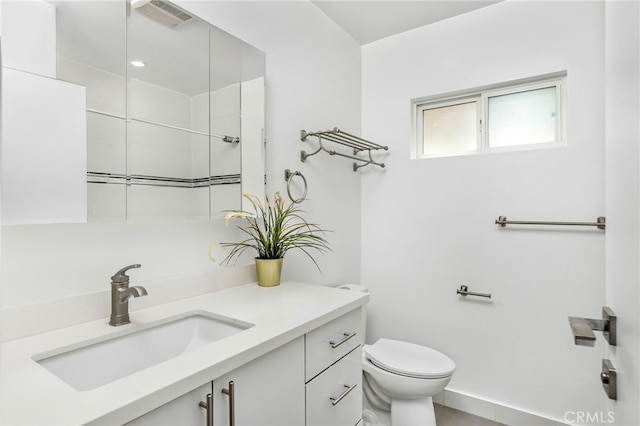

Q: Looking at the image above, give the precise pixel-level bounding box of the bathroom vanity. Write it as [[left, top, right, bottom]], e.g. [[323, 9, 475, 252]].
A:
[[0, 282, 368, 425]]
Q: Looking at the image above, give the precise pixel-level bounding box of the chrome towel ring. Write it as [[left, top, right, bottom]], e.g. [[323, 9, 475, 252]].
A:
[[284, 169, 307, 204]]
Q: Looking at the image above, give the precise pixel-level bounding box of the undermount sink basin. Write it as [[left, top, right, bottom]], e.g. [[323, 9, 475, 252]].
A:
[[34, 312, 253, 391]]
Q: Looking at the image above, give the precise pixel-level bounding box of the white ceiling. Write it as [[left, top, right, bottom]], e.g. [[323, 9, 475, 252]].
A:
[[49, 0, 263, 97], [311, 0, 502, 45], [39, 0, 503, 95]]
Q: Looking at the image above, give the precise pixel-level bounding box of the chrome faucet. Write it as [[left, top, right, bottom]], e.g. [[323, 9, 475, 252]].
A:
[[109, 264, 147, 326]]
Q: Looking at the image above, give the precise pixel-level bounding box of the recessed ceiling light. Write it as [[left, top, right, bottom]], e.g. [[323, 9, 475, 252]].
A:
[[130, 60, 146, 68]]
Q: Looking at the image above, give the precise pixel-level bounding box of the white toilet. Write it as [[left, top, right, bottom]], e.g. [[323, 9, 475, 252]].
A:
[[338, 285, 455, 426]]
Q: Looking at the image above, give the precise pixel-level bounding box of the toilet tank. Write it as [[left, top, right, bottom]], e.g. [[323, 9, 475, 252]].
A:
[[337, 284, 368, 341]]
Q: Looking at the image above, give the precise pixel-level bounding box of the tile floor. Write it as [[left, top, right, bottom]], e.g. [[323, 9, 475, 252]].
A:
[[434, 404, 506, 426]]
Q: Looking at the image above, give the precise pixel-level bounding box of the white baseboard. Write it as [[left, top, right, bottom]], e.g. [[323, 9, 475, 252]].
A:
[[436, 389, 568, 426]]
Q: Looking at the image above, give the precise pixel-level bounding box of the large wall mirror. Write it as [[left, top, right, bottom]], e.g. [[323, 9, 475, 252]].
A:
[[1, 0, 265, 224]]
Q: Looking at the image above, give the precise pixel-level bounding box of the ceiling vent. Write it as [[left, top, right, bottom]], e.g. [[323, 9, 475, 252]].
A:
[[133, 0, 193, 29]]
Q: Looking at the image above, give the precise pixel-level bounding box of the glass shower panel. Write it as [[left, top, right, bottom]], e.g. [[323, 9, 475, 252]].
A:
[[488, 86, 557, 148], [128, 121, 193, 179], [127, 121, 209, 221], [209, 83, 241, 216], [55, 0, 128, 222], [86, 112, 127, 222], [209, 26, 243, 215]]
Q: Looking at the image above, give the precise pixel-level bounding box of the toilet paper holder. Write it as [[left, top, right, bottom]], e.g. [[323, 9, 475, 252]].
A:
[[456, 285, 491, 299]]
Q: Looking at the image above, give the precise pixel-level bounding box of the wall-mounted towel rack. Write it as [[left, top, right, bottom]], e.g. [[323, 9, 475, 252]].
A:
[[300, 127, 388, 171], [495, 215, 606, 230]]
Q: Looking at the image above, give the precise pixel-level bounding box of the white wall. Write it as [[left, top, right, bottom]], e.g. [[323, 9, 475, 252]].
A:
[[178, 0, 362, 286], [605, 1, 640, 424], [1, 0, 4, 313], [2, 68, 87, 224], [1, 1, 361, 306], [1, 0, 55, 78], [361, 1, 606, 421]]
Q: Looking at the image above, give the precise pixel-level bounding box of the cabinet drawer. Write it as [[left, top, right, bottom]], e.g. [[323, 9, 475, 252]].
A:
[[306, 347, 362, 426], [306, 308, 363, 381]]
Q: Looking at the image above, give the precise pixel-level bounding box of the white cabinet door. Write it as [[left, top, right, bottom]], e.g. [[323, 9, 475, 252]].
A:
[[213, 336, 305, 426], [125, 337, 304, 426], [306, 347, 362, 426], [125, 383, 212, 426]]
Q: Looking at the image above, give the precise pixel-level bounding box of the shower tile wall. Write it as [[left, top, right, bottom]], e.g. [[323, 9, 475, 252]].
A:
[[58, 58, 242, 221]]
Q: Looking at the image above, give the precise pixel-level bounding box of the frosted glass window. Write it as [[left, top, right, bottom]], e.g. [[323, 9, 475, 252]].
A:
[[422, 101, 477, 155], [488, 87, 557, 148], [413, 74, 565, 158]]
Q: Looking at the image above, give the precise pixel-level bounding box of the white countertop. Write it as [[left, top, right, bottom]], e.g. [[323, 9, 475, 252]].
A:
[[0, 281, 369, 425]]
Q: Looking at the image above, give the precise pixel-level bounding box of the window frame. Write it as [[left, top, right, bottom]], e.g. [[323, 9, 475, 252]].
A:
[[412, 73, 567, 159]]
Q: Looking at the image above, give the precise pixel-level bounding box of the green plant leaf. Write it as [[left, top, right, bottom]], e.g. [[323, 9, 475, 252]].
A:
[[219, 192, 331, 270]]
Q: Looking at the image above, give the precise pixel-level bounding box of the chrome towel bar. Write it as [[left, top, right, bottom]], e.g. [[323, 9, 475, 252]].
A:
[[495, 215, 606, 230], [87, 109, 240, 143], [456, 285, 491, 299]]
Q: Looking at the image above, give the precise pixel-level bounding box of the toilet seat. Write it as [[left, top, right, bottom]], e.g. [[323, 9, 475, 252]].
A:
[[364, 338, 455, 379]]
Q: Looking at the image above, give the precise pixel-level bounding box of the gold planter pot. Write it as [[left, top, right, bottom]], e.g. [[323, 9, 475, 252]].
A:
[[254, 258, 283, 287]]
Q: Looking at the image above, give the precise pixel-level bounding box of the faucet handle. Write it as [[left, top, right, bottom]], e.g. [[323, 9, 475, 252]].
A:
[[111, 264, 141, 283]]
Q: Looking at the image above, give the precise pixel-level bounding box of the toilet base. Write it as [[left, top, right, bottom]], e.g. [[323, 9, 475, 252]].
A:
[[391, 397, 436, 426], [363, 394, 390, 426]]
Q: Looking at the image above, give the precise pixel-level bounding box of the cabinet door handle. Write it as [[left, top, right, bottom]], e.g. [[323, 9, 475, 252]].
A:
[[329, 383, 358, 406], [198, 393, 213, 426], [221, 381, 235, 426], [329, 331, 357, 349]]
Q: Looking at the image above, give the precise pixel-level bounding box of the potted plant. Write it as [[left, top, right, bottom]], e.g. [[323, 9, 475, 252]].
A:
[[220, 192, 330, 286]]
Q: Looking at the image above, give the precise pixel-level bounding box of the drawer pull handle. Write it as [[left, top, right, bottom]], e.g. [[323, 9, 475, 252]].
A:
[[329, 383, 358, 406], [222, 381, 235, 426], [330, 331, 357, 349], [198, 393, 213, 426]]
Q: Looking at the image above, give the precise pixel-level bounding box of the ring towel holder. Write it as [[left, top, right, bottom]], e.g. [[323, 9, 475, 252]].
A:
[[284, 169, 307, 203]]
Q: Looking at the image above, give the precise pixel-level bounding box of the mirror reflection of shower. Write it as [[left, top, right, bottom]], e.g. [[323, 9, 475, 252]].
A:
[[1, 0, 265, 224]]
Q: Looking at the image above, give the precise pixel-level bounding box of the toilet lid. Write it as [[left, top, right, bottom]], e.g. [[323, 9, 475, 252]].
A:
[[364, 338, 455, 379]]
